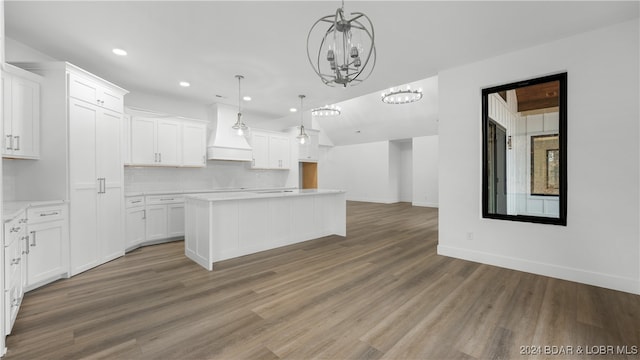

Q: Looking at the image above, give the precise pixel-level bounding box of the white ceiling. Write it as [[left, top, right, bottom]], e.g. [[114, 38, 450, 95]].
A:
[[5, 1, 638, 144]]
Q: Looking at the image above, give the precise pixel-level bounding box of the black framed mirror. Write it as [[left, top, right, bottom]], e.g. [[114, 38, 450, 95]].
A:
[[482, 73, 567, 225]]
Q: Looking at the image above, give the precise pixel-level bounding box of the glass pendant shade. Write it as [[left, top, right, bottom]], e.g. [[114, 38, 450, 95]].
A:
[[232, 75, 248, 134], [297, 95, 309, 144]]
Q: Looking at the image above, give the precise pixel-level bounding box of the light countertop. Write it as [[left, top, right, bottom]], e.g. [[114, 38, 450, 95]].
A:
[[186, 189, 345, 202], [4, 200, 66, 222], [125, 187, 296, 197]]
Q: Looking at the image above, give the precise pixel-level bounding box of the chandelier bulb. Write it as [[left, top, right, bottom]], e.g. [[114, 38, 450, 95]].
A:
[[350, 46, 359, 58], [354, 57, 361, 67], [327, 49, 335, 62]]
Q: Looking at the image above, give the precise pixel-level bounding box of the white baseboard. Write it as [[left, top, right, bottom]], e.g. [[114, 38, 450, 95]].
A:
[[437, 244, 640, 295], [412, 201, 439, 208], [346, 196, 397, 204]]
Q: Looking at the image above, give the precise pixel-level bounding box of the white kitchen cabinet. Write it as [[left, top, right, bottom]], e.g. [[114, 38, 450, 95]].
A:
[[298, 129, 319, 162], [167, 203, 185, 237], [69, 96, 125, 275], [250, 130, 290, 170], [6, 63, 127, 280], [145, 204, 168, 241], [269, 135, 290, 169], [181, 120, 207, 167], [3, 211, 27, 335], [130, 117, 182, 166], [250, 132, 269, 169], [2, 64, 41, 159], [122, 113, 132, 165], [25, 203, 68, 290], [125, 197, 146, 249], [68, 72, 124, 113], [145, 195, 185, 241]]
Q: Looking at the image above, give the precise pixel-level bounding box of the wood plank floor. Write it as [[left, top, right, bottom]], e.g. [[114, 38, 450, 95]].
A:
[[5, 201, 640, 359]]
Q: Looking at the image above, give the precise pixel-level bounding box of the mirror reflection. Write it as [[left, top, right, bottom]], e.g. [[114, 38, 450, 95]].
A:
[[482, 73, 567, 225]]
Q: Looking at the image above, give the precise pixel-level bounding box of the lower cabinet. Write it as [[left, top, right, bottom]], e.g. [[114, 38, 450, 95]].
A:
[[125, 194, 185, 250], [25, 203, 69, 291], [3, 210, 26, 335]]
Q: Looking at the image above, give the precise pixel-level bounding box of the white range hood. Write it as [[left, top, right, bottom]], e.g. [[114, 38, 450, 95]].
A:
[[207, 104, 252, 161]]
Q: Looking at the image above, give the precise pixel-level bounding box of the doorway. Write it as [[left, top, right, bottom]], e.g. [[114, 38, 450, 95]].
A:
[[300, 162, 318, 189]]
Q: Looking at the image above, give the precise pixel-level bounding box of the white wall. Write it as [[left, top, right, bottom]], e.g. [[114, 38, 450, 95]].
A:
[[413, 135, 439, 207], [320, 141, 398, 203], [438, 19, 639, 294], [5, 36, 56, 62]]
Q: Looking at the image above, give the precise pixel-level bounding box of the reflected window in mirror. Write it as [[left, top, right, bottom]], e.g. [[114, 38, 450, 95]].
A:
[[482, 73, 567, 225]]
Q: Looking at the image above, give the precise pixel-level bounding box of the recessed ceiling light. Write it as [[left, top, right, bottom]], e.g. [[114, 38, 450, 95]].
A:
[[179, 81, 190, 87], [290, 108, 298, 112], [243, 96, 252, 101], [112, 48, 127, 56]]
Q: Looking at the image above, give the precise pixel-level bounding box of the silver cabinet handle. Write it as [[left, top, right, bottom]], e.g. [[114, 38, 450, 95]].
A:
[[102, 178, 106, 193], [5, 134, 13, 150], [159, 153, 162, 163], [154, 153, 158, 162], [131, 200, 142, 204], [142, 209, 146, 220], [160, 198, 174, 201], [30, 231, 36, 247], [97, 178, 106, 194], [40, 211, 59, 217], [14, 136, 20, 151]]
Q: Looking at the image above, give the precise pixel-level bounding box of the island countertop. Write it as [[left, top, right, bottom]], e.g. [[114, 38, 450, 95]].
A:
[[185, 188, 346, 270], [185, 189, 345, 202]]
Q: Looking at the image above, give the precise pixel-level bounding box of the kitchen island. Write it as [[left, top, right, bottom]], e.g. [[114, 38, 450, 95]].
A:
[[184, 189, 346, 270]]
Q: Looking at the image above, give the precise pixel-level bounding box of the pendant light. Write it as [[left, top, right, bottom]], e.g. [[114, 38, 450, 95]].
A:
[[232, 75, 248, 136], [296, 95, 309, 144]]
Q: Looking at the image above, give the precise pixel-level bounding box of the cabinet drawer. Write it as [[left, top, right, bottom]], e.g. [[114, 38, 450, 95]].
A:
[[28, 205, 65, 224], [146, 195, 184, 205], [126, 196, 145, 208]]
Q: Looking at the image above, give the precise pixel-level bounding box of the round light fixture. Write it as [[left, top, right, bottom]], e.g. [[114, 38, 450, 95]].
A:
[[179, 81, 190, 87], [243, 96, 252, 101], [311, 105, 341, 117], [381, 86, 423, 104], [112, 48, 127, 56], [290, 108, 298, 112]]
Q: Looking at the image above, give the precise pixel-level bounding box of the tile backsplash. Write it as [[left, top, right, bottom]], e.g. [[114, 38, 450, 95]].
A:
[[124, 160, 292, 193]]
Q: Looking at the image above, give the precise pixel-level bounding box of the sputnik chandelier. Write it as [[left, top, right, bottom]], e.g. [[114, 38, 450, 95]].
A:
[[232, 75, 248, 136], [311, 104, 341, 117], [307, 0, 376, 87], [381, 85, 423, 104]]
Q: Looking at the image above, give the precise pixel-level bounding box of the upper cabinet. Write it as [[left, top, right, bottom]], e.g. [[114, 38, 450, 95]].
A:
[[250, 130, 290, 170], [181, 120, 207, 167], [127, 112, 207, 168], [68, 73, 124, 113], [2, 64, 41, 159]]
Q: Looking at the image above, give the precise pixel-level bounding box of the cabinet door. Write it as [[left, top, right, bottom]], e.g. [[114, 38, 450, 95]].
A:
[[182, 122, 206, 167], [131, 117, 157, 165], [251, 132, 269, 169], [97, 109, 124, 261], [123, 114, 131, 165], [2, 72, 12, 154], [145, 205, 168, 241], [2, 72, 40, 159], [125, 207, 146, 248], [68, 99, 100, 276], [26, 221, 65, 287], [157, 119, 181, 166], [69, 73, 101, 106], [10, 77, 40, 158], [99, 88, 124, 113], [269, 135, 290, 169], [167, 203, 185, 237]]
